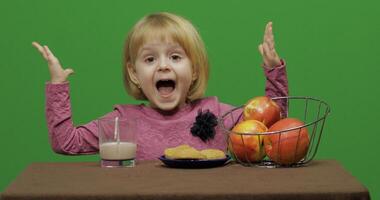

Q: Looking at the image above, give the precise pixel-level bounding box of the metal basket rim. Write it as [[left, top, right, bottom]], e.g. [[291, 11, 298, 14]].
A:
[[218, 96, 331, 135]]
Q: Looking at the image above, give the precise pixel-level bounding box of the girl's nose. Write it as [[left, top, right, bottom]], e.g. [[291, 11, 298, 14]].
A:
[[158, 58, 171, 72]]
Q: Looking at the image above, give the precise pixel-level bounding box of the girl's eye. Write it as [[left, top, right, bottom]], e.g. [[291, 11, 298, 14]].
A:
[[145, 57, 155, 63], [171, 54, 182, 61]]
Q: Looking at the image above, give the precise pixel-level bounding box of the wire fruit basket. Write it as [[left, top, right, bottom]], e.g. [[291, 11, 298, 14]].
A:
[[219, 96, 331, 168]]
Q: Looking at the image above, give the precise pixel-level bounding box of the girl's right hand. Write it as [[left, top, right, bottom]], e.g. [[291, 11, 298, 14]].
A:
[[32, 42, 74, 84]]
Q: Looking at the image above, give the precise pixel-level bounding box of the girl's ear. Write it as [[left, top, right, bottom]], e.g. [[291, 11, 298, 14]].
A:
[[127, 62, 140, 86]]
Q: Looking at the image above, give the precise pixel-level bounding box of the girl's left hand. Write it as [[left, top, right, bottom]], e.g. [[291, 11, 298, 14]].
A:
[[258, 22, 281, 68]]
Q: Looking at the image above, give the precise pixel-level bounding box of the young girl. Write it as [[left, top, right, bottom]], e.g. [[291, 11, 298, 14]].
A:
[[32, 12, 288, 161]]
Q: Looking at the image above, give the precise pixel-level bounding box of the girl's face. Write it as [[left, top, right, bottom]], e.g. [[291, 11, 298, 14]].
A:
[[131, 39, 195, 111]]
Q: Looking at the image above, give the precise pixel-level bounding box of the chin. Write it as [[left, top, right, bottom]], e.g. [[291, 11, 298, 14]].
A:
[[156, 103, 178, 111], [152, 98, 182, 111]]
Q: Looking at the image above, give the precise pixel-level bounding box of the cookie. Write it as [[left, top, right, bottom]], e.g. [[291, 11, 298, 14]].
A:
[[200, 149, 226, 159], [164, 145, 206, 160]]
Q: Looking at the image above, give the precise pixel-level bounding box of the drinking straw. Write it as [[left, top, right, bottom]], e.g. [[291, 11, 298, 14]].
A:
[[114, 117, 120, 144]]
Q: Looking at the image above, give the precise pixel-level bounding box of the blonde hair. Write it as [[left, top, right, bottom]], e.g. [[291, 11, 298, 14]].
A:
[[123, 12, 209, 101]]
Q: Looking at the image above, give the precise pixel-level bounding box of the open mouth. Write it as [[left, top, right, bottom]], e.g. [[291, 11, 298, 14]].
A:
[[156, 79, 176, 96]]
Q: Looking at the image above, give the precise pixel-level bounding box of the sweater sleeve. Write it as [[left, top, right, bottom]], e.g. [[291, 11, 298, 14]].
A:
[[218, 101, 243, 131], [45, 82, 119, 155], [263, 59, 289, 117]]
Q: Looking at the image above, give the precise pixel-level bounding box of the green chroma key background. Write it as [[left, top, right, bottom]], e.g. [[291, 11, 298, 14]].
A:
[[0, 0, 379, 198]]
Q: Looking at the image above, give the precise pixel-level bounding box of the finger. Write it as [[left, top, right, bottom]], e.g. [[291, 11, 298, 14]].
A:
[[64, 68, 75, 76], [43, 45, 55, 58], [262, 42, 271, 57], [265, 36, 275, 50], [32, 42, 48, 60], [258, 44, 264, 56], [264, 22, 275, 50], [268, 22, 275, 49], [43, 45, 59, 64], [264, 42, 278, 58], [32, 41, 42, 49], [263, 22, 271, 42]]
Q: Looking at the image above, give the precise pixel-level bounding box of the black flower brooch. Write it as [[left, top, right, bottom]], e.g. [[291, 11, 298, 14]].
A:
[[190, 109, 218, 142]]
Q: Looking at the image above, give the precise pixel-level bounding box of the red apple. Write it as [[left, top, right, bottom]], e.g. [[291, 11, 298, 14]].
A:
[[243, 96, 281, 127], [229, 120, 268, 163], [264, 118, 310, 165]]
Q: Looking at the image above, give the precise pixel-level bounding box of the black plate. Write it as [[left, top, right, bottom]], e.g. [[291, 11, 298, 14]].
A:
[[158, 155, 231, 168]]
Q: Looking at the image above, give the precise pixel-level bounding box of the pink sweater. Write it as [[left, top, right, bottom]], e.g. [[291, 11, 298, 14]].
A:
[[46, 65, 288, 160]]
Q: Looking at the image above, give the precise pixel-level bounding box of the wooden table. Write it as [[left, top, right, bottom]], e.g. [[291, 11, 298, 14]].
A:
[[1, 160, 370, 200]]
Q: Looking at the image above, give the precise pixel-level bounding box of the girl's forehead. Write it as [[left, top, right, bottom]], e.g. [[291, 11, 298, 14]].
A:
[[142, 41, 180, 48], [138, 37, 184, 51], [142, 36, 178, 46]]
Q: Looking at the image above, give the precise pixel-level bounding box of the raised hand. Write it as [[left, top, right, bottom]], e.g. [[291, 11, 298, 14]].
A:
[[258, 22, 281, 69], [32, 42, 74, 84]]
